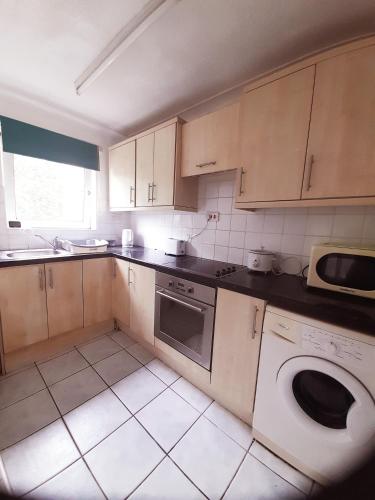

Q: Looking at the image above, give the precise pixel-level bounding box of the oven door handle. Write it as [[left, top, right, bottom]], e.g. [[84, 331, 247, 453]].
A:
[[156, 290, 205, 313]]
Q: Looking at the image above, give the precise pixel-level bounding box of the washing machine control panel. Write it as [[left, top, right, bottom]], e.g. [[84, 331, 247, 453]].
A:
[[302, 325, 372, 368]]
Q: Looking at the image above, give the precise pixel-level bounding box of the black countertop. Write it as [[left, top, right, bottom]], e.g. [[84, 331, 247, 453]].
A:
[[0, 246, 373, 335]]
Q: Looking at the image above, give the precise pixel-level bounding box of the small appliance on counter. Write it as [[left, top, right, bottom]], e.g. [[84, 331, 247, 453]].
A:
[[247, 247, 275, 273], [122, 229, 134, 248], [307, 243, 375, 299], [61, 239, 108, 254], [164, 238, 186, 256]]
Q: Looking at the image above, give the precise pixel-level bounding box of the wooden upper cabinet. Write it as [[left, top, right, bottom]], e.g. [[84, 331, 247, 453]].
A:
[[237, 67, 315, 203], [152, 124, 176, 206], [83, 258, 113, 327], [302, 45, 375, 199], [0, 265, 48, 353], [129, 263, 155, 345], [112, 258, 130, 327], [211, 288, 265, 424], [181, 102, 240, 177], [136, 133, 154, 207], [109, 140, 135, 210], [45, 261, 83, 337]]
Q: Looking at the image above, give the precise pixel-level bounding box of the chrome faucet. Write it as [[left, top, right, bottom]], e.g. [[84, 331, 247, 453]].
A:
[[34, 234, 61, 250]]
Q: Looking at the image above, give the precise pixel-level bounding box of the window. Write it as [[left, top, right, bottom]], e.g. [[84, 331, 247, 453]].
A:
[[3, 153, 96, 229]]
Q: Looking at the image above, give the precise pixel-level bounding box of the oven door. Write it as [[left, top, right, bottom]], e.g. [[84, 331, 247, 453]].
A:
[[154, 286, 215, 370]]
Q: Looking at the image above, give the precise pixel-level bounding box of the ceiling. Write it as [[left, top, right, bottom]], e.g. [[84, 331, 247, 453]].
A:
[[0, 0, 374, 139]]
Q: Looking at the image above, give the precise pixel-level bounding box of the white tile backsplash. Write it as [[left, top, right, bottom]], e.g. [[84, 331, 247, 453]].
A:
[[130, 171, 375, 268]]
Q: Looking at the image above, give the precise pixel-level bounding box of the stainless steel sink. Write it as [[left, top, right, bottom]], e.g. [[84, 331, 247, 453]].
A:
[[3, 249, 70, 259]]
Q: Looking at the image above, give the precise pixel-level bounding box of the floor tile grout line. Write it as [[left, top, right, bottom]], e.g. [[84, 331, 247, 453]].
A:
[[130, 412, 210, 499], [249, 447, 311, 495], [34, 363, 110, 500], [80, 454, 109, 500], [0, 385, 48, 413], [219, 440, 250, 500], [123, 455, 166, 499], [201, 407, 253, 451]]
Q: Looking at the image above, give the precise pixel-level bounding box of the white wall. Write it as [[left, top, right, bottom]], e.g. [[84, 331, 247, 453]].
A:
[[131, 170, 375, 272]]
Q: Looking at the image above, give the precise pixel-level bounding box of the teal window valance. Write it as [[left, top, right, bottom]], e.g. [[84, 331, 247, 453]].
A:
[[0, 115, 99, 171]]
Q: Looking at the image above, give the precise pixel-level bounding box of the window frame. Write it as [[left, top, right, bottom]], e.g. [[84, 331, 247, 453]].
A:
[[2, 152, 97, 230]]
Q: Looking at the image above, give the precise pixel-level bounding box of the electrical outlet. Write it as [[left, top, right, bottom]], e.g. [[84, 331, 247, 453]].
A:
[[207, 211, 220, 222]]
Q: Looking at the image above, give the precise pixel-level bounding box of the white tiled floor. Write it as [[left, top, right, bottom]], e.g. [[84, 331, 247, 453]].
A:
[[0, 330, 321, 499]]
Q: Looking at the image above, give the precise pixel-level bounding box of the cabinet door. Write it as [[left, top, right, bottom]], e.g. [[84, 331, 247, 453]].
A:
[[152, 124, 176, 206], [302, 46, 375, 199], [83, 258, 112, 327], [181, 103, 240, 177], [237, 67, 314, 202], [136, 133, 154, 207], [45, 261, 83, 337], [112, 258, 130, 327], [0, 265, 48, 353], [109, 141, 136, 209], [129, 263, 155, 345], [211, 288, 265, 424]]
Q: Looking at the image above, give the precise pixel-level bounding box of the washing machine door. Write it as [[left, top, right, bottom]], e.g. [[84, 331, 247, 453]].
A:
[[277, 356, 375, 445]]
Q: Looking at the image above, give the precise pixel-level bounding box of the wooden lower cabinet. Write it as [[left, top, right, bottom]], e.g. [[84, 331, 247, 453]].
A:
[[210, 288, 265, 424], [45, 261, 84, 337], [83, 258, 113, 327], [112, 258, 130, 327], [0, 265, 49, 353], [129, 263, 155, 345]]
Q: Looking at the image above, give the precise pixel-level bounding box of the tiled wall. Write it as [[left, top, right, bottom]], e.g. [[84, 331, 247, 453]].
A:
[[0, 154, 131, 251], [131, 170, 375, 272]]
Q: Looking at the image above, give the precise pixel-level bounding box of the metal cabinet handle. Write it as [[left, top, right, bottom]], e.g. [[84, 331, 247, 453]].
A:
[[239, 167, 245, 195], [113, 260, 116, 278], [305, 154, 314, 191], [129, 186, 135, 205], [147, 183, 153, 202], [152, 183, 156, 202], [38, 268, 44, 291], [156, 290, 205, 313], [128, 267, 133, 284], [196, 161, 216, 168], [48, 268, 53, 289], [251, 305, 258, 339]]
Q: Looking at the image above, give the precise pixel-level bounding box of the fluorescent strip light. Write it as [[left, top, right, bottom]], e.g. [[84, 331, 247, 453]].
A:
[[75, 0, 179, 95]]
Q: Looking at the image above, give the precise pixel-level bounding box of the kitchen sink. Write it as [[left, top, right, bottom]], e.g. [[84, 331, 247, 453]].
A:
[[3, 249, 70, 259]]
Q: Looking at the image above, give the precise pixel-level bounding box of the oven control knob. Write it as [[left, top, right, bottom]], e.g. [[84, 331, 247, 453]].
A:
[[216, 271, 221, 277], [222, 268, 227, 274], [232, 266, 236, 272], [168, 281, 174, 287], [187, 287, 194, 293]]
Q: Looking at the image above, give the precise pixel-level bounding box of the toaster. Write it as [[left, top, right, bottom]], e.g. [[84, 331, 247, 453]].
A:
[[164, 238, 186, 256]]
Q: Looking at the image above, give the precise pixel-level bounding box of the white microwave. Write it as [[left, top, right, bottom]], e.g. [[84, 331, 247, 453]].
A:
[[307, 243, 375, 299]]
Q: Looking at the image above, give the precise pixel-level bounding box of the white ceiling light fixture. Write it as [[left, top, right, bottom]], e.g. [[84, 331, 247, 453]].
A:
[[74, 0, 179, 95]]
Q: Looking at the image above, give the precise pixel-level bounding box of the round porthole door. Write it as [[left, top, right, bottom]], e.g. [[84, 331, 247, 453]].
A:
[[277, 356, 375, 445]]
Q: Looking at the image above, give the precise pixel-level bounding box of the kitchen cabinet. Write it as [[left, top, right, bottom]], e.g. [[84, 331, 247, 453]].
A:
[[136, 133, 154, 207], [129, 262, 155, 345], [135, 120, 198, 210], [237, 67, 314, 203], [181, 103, 240, 177], [0, 265, 48, 353], [45, 261, 83, 337], [109, 140, 135, 210], [112, 258, 130, 327], [211, 288, 265, 424], [302, 45, 375, 199], [83, 258, 113, 327], [152, 124, 176, 206]]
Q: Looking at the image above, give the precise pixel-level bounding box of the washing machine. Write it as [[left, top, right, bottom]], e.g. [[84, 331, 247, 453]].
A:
[[253, 305, 375, 485]]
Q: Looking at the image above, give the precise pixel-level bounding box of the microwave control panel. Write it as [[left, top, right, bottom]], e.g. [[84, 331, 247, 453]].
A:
[[301, 325, 373, 370]]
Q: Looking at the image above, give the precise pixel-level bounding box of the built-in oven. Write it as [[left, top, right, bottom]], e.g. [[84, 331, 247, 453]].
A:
[[154, 271, 216, 370]]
